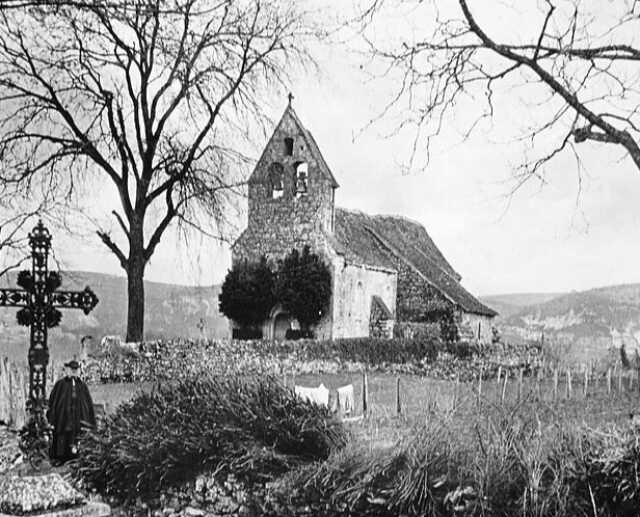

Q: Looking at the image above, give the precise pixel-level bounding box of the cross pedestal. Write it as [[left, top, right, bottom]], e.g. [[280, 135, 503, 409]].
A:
[[0, 221, 98, 452]]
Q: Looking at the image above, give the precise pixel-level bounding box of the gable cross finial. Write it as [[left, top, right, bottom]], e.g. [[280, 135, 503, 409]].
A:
[[288, 92, 294, 106]]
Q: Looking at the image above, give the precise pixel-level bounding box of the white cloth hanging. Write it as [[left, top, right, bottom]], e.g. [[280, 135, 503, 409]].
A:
[[294, 383, 329, 407]]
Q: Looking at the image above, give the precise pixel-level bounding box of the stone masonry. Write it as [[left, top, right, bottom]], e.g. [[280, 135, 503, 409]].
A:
[[230, 100, 497, 340]]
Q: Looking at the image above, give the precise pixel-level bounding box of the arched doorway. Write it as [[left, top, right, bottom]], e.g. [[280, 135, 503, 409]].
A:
[[273, 312, 291, 340], [268, 304, 297, 340]]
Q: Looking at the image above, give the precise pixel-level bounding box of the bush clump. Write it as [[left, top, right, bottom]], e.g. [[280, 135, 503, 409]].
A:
[[72, 374, 347, 503], [302, 337, 440, 365], [265, 421, 470, 517]]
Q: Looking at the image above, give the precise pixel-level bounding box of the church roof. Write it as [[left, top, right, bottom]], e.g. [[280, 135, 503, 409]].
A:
[[333, 208, 497, 317], [249, 103, 339, 188]]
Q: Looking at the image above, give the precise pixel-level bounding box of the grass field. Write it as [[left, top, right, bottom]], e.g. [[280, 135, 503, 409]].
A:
[[90, 369, 640, 446]]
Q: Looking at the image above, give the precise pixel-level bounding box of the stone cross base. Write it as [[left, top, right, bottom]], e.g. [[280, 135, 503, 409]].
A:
[[0, 502, 111, 517], [0, 474, 110, 517]]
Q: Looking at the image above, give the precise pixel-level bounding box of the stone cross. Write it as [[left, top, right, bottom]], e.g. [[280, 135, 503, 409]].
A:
[[0, 221, 98, 428]]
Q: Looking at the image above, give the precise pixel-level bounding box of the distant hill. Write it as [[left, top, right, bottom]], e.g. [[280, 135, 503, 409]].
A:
[[480, 292, 564, 318], [493, 284, 640, 363], [0, 271, 229, 364]]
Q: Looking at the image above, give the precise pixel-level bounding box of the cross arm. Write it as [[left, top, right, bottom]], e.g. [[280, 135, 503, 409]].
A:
[[0, 289, 29, 307], [50, 287, 99, 315]]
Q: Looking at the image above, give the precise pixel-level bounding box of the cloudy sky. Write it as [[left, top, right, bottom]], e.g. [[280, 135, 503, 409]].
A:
[[52, 1, 640, 297]]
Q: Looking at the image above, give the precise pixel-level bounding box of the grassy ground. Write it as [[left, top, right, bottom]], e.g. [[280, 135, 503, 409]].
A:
[[89, 371, 640, 447]]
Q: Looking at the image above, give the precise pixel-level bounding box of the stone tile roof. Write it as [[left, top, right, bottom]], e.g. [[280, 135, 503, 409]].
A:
[[333, 208, 497, 317]]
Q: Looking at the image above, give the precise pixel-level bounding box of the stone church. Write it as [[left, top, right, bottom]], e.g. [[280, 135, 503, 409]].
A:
[[231, 100, 497, 341]]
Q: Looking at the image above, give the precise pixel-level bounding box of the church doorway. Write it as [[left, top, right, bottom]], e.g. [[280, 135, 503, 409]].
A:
[[268, 304, 298, 340], [273, 312, 291, 340]]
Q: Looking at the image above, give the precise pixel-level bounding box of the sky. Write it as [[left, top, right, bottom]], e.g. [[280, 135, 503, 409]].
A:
[[32, 1, 640, 297]]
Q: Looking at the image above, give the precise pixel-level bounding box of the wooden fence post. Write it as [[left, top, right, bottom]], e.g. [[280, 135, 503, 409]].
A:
[[618, 368, 623, 393], [477, 366, 483, 404], [607, 368, 612, 395], [584, 366, 589, 397], [362, 370, 368, 416], [518, 368, 523, 402], [566, 369, 572, 399], [0, 358, 8, 424], [396, 376, 401, 416], [501, 370, 509, 405], [453, 373, 460, 411], [553, 369, 558, 402]]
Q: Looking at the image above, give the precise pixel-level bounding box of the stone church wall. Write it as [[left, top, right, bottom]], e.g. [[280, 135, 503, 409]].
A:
[[393, 261, 451, 322], [232, 109, 336, 266], [331, 258, 396, 339], [459, 312, 494, 343]]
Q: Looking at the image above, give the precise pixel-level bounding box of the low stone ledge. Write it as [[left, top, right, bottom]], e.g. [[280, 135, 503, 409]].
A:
[[0, 474, 110, 517], [0, 501, 110, 517]]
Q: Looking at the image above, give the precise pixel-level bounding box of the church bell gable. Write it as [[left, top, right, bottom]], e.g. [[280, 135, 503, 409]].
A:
[[246, 99, 338, 237]]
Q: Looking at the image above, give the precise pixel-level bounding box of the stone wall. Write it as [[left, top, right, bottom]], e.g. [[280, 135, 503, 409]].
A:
[[459, 312, 494, 343], [394, 321, 440, 340], [369, 302, 394, 339], [393, 260, 452, 322], [233, 108, 337, 265], [331, 257, 396, 338]]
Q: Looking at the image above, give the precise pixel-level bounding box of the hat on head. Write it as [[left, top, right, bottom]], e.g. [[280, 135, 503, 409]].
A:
[[64, 360, 81, 370]]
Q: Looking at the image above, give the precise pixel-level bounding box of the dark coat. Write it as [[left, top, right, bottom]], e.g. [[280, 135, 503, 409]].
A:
[[47, 376, 96, 462]]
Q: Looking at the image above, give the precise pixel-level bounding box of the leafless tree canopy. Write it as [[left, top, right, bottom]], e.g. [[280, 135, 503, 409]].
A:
[[363, 0, 640, 184], [0, 0, 313, 339], [0, 201, 46, 278]]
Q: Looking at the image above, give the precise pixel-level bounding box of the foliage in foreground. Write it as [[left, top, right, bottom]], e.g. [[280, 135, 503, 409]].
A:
[[264, 406, 640, 517], [71, 374, 347, 503]]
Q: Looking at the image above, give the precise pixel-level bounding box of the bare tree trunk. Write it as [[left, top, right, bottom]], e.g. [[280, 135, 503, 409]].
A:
[[126, 223, 145, 342]]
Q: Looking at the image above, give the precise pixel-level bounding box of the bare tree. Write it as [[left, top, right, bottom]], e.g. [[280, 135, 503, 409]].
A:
[[0, 0, 314, 341], [361, 1, 640, 185], [0, 200, 46, 278]]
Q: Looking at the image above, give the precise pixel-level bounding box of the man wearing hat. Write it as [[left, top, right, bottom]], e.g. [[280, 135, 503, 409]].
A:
[[47, 359, 96, 464]]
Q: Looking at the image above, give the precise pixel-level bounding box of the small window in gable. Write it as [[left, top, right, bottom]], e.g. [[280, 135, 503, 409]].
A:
[[294, 161, 308, 198], [284, 138, 294, 156], [268, 162, 284, 199]]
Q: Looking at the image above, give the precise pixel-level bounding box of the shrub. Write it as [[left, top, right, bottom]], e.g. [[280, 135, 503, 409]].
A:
[[285, 329, 313, 340], [265, 421, 470, 517], [232, 327, 263, 340], [445, 340, 479, 359], [72, 374, 347, 503], [219, 256, 275, 328], [276, 246, 332, 330], [302, 337, 440, 365]]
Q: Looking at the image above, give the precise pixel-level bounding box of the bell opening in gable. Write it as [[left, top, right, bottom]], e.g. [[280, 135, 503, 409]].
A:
[[284, 137, 294, 156], [294, 161, 308, 198], [269, 162, 284, 199]]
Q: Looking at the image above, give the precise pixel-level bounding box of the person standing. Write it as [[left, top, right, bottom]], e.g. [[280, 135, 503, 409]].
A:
[[47, 359, 96, 464]]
